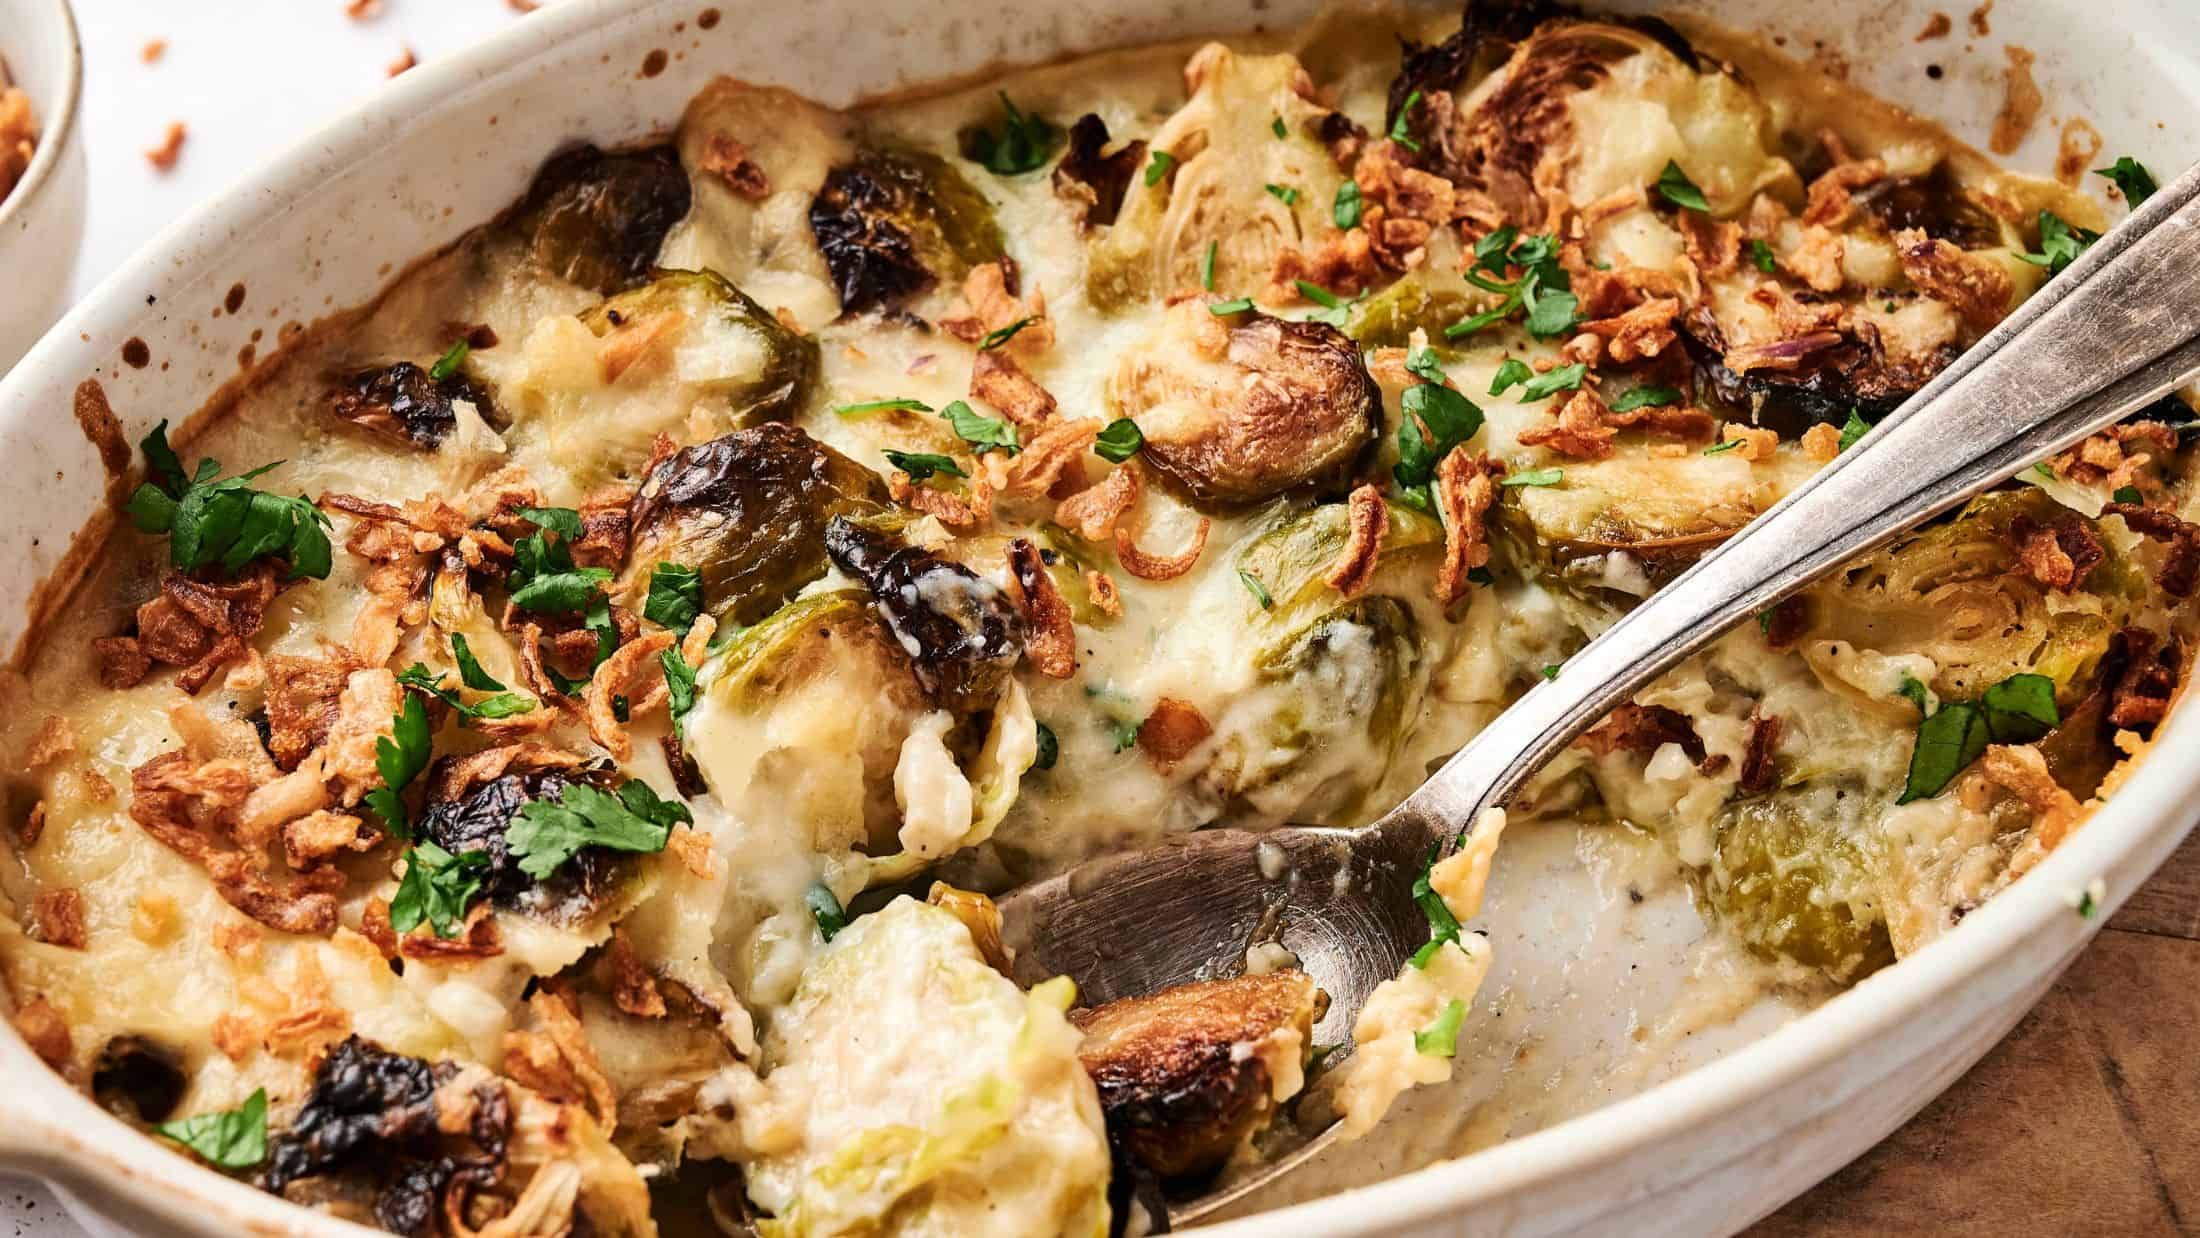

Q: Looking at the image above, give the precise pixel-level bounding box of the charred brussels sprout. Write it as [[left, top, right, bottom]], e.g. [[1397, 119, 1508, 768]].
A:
[[626, 423, 892, 627], [823, 517, 1023, 711], [91, 1035, 187, 1123], [416, 765, 623, 921], [808, 148, 1005, 316], [508, 144, 693, 295], [327, 361, 496, 450], [1701, 783, 1896, 984], [1109, 301, 1379, 505], [580, 269, 819, 425]]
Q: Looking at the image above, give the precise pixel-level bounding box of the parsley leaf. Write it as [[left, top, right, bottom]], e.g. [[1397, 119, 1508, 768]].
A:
[[1144, 149, 1176, 187], [125, 422, 333, 581], [1981, 672, 2059, 743], [1094, 418, 1144, 464], [363, 692, 432, 840], [389, 841, 490, 938], [2096, 156, 2158, 207], [1200, 240, 1217, 291], [1897, 672, 2059, 803], [1389, 89, 1424, 153], [1750, 238, 1777, 273], [1293, 280, 1364, 328], [1656, 159, 1710, 212], [1837, 409, 1873, 452], [1414, 998, 1468, 1057], [1408, 848, 1461, 969], [834, 397, 934, 417], [1032, 722, 1059, 771], [428, 339, 470, 382], [2018, 210, 2099, 274], [644, 562, 704, 634], [807, 883, 850, 942], [449, 633, 505, 691], [1444, 230, 1576, 340], [660, 644, 698, 739], [1393, 380, 1486, 489], [155, 1089, 267, 1170], [1271, 115, 1287, 139], [977, 317, 1037, 352], [965, 92, 1060, 175], [507, 781, 689, 881], [1333, 180, 1363, 229], [1703, 438, 1744, 456], [1608, 384, 1681, 413], [1265, 183, 1300, 207], [883, 450, 966, 481], [396, 663, 536, 724], [1208, 297, 1255, 316], [1518, 363, 1587, 401], [2114, 485, 2144, 505], [1405, 347, 1449, 386], [1500, 467, 1564, 488], [940, 400, 1021, 456], [1488, 358, 1533, 396], [507, 509, 612, 615], [1522, 287, 1580, 339], [1542, 663, 1562, 680], [1238, 569, 1274, 610]]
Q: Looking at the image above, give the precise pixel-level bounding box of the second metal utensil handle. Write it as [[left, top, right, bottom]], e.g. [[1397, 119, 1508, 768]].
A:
[[1394, 160, 2200, 847]]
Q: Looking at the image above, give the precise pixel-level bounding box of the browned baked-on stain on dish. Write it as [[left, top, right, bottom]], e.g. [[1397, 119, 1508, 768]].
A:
[[1968, 0, 1994, 36], [120, 338, 151, 369], [2056, 117, 2104, 188], [237, 343, 256, 370], [1915, 12, 1952, 40], [224, 283, 246, 315], [1990, 45, 2040, 155], [641, 49, 669, 79], [698, 8, 722, 30], [70, 380, 131, 482]]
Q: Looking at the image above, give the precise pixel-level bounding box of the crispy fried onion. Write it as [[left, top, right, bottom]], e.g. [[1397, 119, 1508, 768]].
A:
[[939, 260, 1056, 356], [2051, 421, 2177, 491], [1324, 484, 1388, 599], [501, 990, 616, 1126], [1004, 417, 1102, 498], [1137, 697, 1214, 772], [2107, 627, 2182, 733], [2010, 509, 2106, 591], [1114, 506, 1211, 582], [1737, 713, 1785, 796], [1086, 569, 1123, 617], [606, 928, 667, 1019], [1005, 538, 1077, 679], [2107, 501, 2200, 598], [264, 647, 365, 769], [97, 562, 288, 693], [14, 997, 71, 1069], [890, 470, 986, 529], [1578, 703, 1709, 767], [30, 888, 87, 950], [584, 630, 678, 761], [1519, 388, 1617, 460], [131, 752, 345, 935], [1978, 744, 2084, 877], [1056, 459, 1143, 541], [1895, 228, 2013, 331], [968, 349, 1060, 428], [1435, 449, 1502, 606]]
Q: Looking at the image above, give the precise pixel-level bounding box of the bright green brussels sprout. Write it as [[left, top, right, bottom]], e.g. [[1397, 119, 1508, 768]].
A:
[[1231, 499, 1444, 631], [625, 423, 893, 627], [809, 148, 1006, 315], [1701, 780, 1897, 984], [1345, 275, 1474, 350], [580, 269, 820, 426]]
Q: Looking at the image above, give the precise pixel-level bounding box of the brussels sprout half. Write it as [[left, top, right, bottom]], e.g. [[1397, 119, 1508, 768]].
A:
[[580, 269, 820, 426], [1701, 781, 1897, 984], [808, 148, 1006, 316], [507, 144, 694, 296]]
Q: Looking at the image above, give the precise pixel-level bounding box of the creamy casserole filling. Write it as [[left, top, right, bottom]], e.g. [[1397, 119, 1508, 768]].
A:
[[1, 4, 2188, 1235]]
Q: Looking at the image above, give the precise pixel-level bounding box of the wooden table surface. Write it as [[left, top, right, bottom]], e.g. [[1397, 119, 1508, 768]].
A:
[[1750, 828, 2200, 1235]]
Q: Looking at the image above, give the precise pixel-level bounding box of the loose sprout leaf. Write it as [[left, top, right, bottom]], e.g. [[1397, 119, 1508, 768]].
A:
[[1032, 721, 1059, 771], [1094, 418, 1145, 463], [1388, 89, 1424, 153], [807, 882, 850, 942], [506, 782, 679, 881], [940, 400, 1021, 455], [1608, 384, 1681, 413], [427, 339, 470, 382], [1237, 569, 1274, 610], [1393, 382, 1486, 488], [2018, 210, 2099, 273], [1144, 149, 1177, 187], [1656, 159, 1710, 212], [154, 1088, 267, 1170], [660, 644, 698, 739], [1265, 183, 1300, 206], [1200, 240, 1218, 291], [834, 397, 935, 417], [2096, 156, 2158, 207], [1333, 180, 1364, 229], [388, 841, 490, 938], [1750, 238, 1777, 273], [365, 693, 432, 839], [1702, 439, 1743, 456], [977, 316, 1038, 352], [1488, 358, 1533, 396], [2114, 485, 2145, 504], [883, 449, 967, 481], [450, 633, 506, 691], [1207, 297, 1255, 316], [1837, 409, 1874, 452], [1982, 672, 2060, 743], [1898, 700, 1990, 803], [1499, 467, 1563, 488], [644, 562, 705, 634], [1518, 363, 1587, 400], [1414, 998, 1467, 1058], [966, 92, 1061, 175]]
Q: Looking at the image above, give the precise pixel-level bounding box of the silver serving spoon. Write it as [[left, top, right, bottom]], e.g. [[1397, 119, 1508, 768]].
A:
[[1002, 158, 2200, 1222]]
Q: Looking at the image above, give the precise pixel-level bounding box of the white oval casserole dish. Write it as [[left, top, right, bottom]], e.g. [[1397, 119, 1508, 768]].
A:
[[1, 1, 2196, 1235]]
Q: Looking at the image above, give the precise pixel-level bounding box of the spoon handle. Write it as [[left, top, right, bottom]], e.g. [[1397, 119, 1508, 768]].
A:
[[1386, 160, 2200, 851]]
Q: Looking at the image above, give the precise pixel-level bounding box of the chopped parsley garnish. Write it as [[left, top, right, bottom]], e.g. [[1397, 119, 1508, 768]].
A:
[[2073, 882, 2101, 920], [966, 92, 1060, 175], [1033, 721, 1059, 771], [644, 562, 704, 634], [1500, 467, 1564, 488], [1237, 569, 1274, 610], [1408, 848, 1462, 968], [1108, 717, 1142, 753], [1518, 362, 1587, 400], [1541, 663, 1562, 681], [2114, 485, 2145, 504], [1388, 89, 1424, 153], [1445, 228, 1577, 341], [1094, 418, 1145, 463], [155, 1088, 267, 1170], [389, 841, 490, 938], [1702, 438, 1743, 456], [1488, 358, 1533, 397], [428, 339, 470, 382], [882, 450, 967, 481], [834, 397, 934, 417], [807, 882, 850, 942], [941, 400, 1021, 456], [977, 316, 1037, 352], [1393, 348, 1486, 494], [507, 508, 613, 616], [1294, 280, 1364, 328], [1608, 384, 1681, 413], [1333, 180, 1364, 229], [450, 633, 505, 691], [2096, 156, 2158, 208], [1750, 238, 1777, 273], [1264, 182, 1300, 206], [1144, 149, 1177, 187], [2018, 210, 2099, 274], [1414, 998, 1468, 1058], [1897, 671, 2060, 803], [363, 692, 431, 840], [1656, 159, 1710, 212], [2033, 461, 2057, 480], [1405, 348, 1448, 386], [1200, 240, 1218, 291], [1271, 116, 1288, 139], [660, 644, 698, 740], [507, 780, 690, 881], [396, 663, 536, 723], [1208, 297, 1255, 316], [1837, 409, 1873, 452], [125, 422, 334, 580]]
